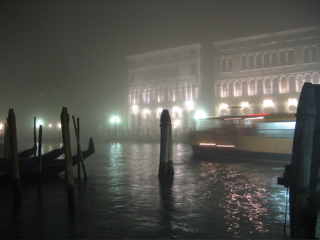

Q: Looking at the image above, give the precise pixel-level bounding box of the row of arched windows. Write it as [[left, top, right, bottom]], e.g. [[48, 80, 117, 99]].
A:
[[220, 46, 319, 72], [129, 85, 199, 104], [216, 73, 320, 98]]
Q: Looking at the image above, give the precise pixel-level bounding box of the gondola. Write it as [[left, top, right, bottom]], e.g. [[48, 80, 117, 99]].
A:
[[17, 143, 37, 159], [0, 138, 94, 178]]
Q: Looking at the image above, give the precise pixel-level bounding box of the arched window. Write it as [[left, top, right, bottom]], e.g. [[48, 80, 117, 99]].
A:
[[240, 56, 247, 70], [297, 75, 304, 92], [248, 55, 254, 69], [234, 81, 241, 97], [215, 82, 221, 97], [312, 73, 320, 84], [221, 58, 227, 72], [311, 46, 318, 62], [249, 80, 255, 96], [271, 52, 278, 67], [221, 82, 227, 98], [256, 54, 262, 68], [228, 82, 233, 97], [305, 74, 312, 83], [303, 47, 311, 63], [227, 57, 233, 71], [242, 81, 248, 96], [288, 49, 295, 65], [280, 77, 288, 93], [273, 78, 279, 94], [289, 76, 296, 93], [264, 78, 271, 94], [257, 79, 263, 95], [279, 50, 286, 66], [263, 53, 270, 68]]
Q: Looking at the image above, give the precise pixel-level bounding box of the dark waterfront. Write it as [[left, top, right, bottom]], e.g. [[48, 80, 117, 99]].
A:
[[0, 142, 289, 239]]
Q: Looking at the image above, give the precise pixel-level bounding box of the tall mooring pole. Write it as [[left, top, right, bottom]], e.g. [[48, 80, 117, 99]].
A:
[[286, 82, 320, 238], [158, 109, 174, 179], [8, 109, 22, 205], [60, 107, 75, 208]]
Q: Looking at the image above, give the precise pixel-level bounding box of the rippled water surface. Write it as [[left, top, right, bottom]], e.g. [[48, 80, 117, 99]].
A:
[[0, 142, 289, 239]]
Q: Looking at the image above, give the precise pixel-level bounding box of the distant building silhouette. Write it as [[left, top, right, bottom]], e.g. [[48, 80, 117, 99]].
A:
[[212, 25, 320, 115], [126, 44, 202, 137]]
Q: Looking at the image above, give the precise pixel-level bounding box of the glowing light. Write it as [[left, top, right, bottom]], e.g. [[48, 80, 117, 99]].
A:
[[48, 124, 52, 128], [263, 99, 274, 108], [220, 103, 228, 110], [288, 98, 298, 107], [143, 108, 150, 115], [194, 110, 207, 119], [110, 116, 120, 124], [131, 105, 139, 113], [185, 100, 194, 110], [0, 123, 3, 130], [36, 119, 44, 128], [241, 101, 249, 108], [200, 143, 216, 146], [217, 145, 235, 148], [173, 119, 180, 128], [57, 123, 61, 128]]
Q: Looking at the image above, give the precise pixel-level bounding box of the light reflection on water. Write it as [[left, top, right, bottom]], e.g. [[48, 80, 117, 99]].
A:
[[0, 142, 289, 239]]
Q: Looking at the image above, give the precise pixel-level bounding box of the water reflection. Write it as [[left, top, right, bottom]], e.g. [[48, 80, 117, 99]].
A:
[[0, 142, 288, 239], [198, 161, 288, 238]]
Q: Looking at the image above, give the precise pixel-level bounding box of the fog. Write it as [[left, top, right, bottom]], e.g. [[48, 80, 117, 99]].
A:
[[1, 0, 319, 142]]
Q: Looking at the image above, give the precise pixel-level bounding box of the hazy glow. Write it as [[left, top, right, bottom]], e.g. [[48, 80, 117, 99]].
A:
[[185, 100, 194, 110], [57, 123, 61, 128], [131, 105, 139, 113], [220, 103, 228, 110], [194, 110, 207, 119], [173, 119, 180, 128], [240, 101, 249, 108], [288, 98, 298, 107], [0, 123, 3, 130], [143, 108, 150, 115], [263, 99, 273, 107], [110, 116, 120, 123], [200, 143, 216, 146], [217, 145, 235, 148], [36, 119, 44, 128]]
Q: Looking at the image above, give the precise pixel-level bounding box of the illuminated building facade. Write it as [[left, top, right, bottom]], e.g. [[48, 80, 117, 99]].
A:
[[127, 44, 201, 136], [212, 25, 320, 116]]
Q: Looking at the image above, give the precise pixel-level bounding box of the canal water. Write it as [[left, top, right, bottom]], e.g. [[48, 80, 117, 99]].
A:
[[0, 141, 290, 239]]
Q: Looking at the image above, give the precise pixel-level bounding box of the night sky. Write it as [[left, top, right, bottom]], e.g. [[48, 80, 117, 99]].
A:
[[1, 0, 320, 138]]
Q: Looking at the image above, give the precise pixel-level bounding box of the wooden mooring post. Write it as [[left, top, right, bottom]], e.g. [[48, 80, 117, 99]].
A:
[[60, 107, 75, 208], [158, 110, 174, 179], [278, 82, 320, 238], [72, 116, 87, 183], [7, 109, 22, 205]]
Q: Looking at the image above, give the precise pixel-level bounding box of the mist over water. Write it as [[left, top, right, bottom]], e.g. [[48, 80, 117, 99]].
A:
[[0, 142, 289, 239]]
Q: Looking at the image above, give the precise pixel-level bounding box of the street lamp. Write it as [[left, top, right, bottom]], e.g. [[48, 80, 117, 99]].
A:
[[110, 116, 120, 139]]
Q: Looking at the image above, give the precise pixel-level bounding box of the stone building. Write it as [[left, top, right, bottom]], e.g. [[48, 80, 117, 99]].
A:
[[212, 25, 320, 116], [127, 44, 202, 137]]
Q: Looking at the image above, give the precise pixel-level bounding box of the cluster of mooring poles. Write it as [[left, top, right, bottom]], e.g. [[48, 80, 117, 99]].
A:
[[278, 82, 320, 239], [5, 107, 87, 209], [158, 109, 174, 180]]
